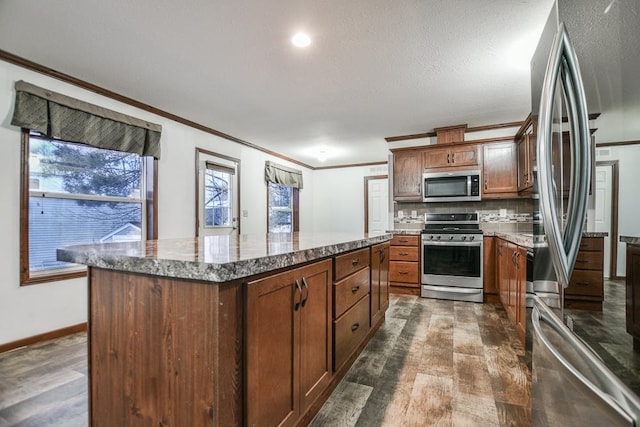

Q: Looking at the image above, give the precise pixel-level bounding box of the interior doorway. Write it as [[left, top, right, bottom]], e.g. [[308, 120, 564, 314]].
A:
[[594, 161, 619, 279], [364, 175, 389, 234], [196, 148, 240, 236]]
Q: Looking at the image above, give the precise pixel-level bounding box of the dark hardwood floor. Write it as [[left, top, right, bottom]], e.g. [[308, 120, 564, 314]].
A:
[[0, 295, 530, 426]]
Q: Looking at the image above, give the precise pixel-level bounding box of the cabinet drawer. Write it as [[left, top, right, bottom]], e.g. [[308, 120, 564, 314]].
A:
[[578, 238, 604, 252], [389, 246, 419, 262], [334, 248, 370, 281], [567, 270, 603, 297], [574, 251, 603, 271], [334, 267, 371, 318], [389, 261, 420, 284], [333, 295, 370, 371], [391, 235, 419, 247]]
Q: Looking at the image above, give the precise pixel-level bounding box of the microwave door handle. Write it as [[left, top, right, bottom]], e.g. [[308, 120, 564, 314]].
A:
[[467, 175, 471, 196], [536, 22, 590, 289]]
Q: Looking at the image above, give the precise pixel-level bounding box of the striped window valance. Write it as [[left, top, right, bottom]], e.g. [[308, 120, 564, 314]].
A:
[[265, 161, 303, 189], [11, 80, 162, 159]]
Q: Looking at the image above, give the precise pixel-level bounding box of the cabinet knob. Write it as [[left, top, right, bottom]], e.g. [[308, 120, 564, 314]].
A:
[[351, 285, 360, 294], [351, 323, 360, 332]]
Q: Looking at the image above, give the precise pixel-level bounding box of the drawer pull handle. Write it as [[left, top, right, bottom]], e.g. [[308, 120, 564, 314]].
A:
[[576, 259, 588, 263], [301, 277, 309, 308], [351, 285, 360, 294], [352, 259, 360, 266], [399, 271, 409, 275], [294, 280, 302, 311], [576, 281, 590, 286], [351, 323, 360, 332], [399, 239, 409, 243], [399, 252, 409, 256]]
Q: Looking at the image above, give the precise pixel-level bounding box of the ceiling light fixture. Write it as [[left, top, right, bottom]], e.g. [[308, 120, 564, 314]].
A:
[[291, 32, 311, 48]]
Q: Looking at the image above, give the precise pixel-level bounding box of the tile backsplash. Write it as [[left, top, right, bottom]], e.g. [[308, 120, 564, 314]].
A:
[[394, 198, 533, 233]]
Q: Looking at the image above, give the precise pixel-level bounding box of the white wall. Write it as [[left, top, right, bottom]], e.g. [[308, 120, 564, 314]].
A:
[[596, 145, 640, 277], [0, 60, 315, 345], [312, 164, 388, 233]]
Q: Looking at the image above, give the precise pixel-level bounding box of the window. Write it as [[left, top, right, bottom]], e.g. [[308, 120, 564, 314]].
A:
[[204, 162, 234, 228], [268, 182, 299, 233], [21, 130, 156, 285]]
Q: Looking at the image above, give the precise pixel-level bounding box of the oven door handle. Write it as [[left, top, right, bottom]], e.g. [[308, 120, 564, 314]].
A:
[[422, 285, 482, 294], [421, 240, 482, 247]]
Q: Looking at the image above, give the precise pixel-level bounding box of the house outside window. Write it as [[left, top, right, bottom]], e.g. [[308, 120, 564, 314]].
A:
[[268, 182, 295, 232], [22, 131, 154, 284]]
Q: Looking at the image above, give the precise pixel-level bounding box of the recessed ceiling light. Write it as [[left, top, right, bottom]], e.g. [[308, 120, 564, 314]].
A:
[[291, 32, 311, 48]]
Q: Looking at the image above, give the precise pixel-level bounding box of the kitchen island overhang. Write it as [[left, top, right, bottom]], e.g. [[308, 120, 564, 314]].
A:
[[58, 232, 392, 427]]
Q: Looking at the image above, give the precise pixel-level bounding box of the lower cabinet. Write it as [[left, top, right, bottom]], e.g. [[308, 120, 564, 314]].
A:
[[370, 242, 390, 327], [626, 245, 640, 350], [245, 259, 333, 427], [497, 238, 526, 343], [565, 236, 604, 310], [389, 234, 420, 294]]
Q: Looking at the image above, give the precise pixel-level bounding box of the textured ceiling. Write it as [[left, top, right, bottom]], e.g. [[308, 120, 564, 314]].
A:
[[0, 0, 554, 167]]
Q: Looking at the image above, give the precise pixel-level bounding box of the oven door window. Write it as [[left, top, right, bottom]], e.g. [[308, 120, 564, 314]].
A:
[[425, 176, 468, 198], [423, 244, 481, 278]]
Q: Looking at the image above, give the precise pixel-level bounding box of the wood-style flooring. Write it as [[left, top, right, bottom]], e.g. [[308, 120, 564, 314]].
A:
[[0, 295, 530, 426]]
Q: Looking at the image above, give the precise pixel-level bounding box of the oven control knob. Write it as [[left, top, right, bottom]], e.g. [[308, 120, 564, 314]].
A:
[[470, 236, 475, 241], [462, 235, 467, 241], [449, 235, 454, 240], [436, 235, 441, 240]]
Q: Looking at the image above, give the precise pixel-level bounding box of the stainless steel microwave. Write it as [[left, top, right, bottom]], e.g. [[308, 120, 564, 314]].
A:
[[423, 170, 481, 202]]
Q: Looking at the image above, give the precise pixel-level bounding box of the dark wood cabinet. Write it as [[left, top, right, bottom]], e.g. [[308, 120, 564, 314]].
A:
[[565, 236, 604, 310], [392, 149, 423, 201], [370, 242, 390, 328], [626, 244, 640, 350], [483, 236, 498, 301], [517, 123, 536, 193], [246, 259, 333, 427], [482, 141, 518, 197], [389, 234, 421, 295], [496, 238, 526, 343], [423, 144, 479, 170]]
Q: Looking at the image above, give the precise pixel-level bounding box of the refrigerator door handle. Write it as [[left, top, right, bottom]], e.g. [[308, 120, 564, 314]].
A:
[[532, 297, 640, 424], [536, 22, 591, 288]]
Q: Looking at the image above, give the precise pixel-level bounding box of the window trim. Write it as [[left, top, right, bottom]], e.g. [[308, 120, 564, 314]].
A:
[[19, 129, 158, 286], [267, 182, 299, 233]]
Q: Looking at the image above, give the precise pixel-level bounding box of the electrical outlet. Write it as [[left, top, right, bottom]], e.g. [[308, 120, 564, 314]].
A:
[[243, 210, 248, 217]]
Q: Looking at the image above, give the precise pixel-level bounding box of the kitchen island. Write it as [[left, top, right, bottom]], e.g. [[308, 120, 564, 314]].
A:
[[621, 236, 640, 350], [57, 232, 392, 427]]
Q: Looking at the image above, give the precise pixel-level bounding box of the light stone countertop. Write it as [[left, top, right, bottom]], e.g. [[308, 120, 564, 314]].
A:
[[57, 232, 392, 283], [621, 235, 640, 246]]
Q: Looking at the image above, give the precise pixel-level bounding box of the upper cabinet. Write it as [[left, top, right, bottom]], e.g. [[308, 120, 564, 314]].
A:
[[516, 119, 536, 194], [423, 144, 479, 170], [482, 141, 518, 197], [392, 149, 423, 201]]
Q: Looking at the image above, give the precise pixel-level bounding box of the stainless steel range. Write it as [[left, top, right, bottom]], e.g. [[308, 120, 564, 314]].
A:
[[421, 212, 483, 303]]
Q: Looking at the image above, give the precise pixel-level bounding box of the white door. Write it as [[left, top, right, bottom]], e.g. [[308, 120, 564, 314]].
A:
[[367, 178, 389, 234], [594, 164, 612, 277], [197, 151, 239, 236]]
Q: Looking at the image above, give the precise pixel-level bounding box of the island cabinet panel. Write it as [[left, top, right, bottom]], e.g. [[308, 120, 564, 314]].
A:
[[333, 295, 370, 371], [334, 247, 370, 281], [246, 259, 332, 427], [626, 245, 640, 349], [370, 242, 390, 328], [334, 266, 370, 320], [88, 268, 242, 427]]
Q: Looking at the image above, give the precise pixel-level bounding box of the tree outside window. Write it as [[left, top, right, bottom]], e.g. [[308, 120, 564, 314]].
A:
[[22, 131, 153, 284], [268, 182, 298, 233]]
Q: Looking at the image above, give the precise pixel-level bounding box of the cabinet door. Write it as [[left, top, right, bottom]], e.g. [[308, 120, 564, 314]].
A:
[[298, 260, 333, 413], [393, 150, 423, 200], [246, 270, 299, 427], [483, 142, 517, 195], [515, 247, 527, 342], [497, 240, 509, 309], [483, 236, 497, 296], [370, 242, 390, 327], [627, 246, 640, 338], [450, 145, 479, 167], [422, 146, 451, 169]]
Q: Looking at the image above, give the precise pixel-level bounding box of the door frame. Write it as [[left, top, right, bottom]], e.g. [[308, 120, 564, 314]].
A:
[[596, 160, 619, 279], [195, 147, 241, 236], [364, 175, 388, 233]]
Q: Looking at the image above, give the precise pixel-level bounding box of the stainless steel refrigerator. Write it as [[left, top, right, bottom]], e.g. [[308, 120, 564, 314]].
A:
[[530, 0, 640, 425]]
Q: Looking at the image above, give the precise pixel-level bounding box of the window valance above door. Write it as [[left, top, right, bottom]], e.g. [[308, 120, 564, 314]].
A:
[[264, 161, 303, 189], [11, 80, 162, 159]]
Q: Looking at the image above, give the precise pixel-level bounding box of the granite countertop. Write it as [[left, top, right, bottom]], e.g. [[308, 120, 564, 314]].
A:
[[582, 231, 609, 238], [621, 235, 640, 246], [57, 232, 392, 283]]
